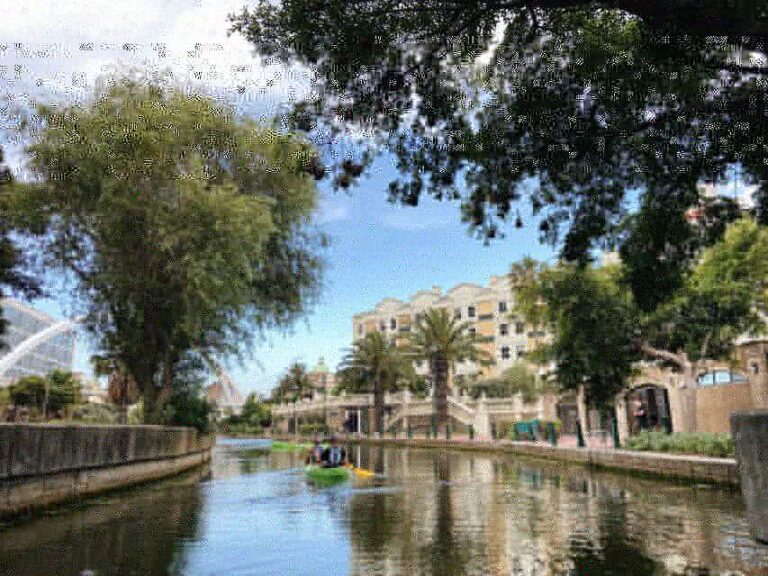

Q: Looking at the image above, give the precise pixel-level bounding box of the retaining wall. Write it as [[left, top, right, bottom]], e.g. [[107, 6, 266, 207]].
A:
[[343, 437, 739, 485], [0, 424, 213, 517], [732, 410, 768, 543]]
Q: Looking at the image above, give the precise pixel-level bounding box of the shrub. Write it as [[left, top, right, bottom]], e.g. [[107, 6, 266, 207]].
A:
[[298, 423, 327, 437], [625, 431, 734, 458], [161, 392, 212, 434], [72, 403, 117, 424]]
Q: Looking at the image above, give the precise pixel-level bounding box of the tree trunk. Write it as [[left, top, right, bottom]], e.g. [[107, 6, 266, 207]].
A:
[[433, 356, 450, 427], [576, 384, 590, 448], [117, 404, 128, 425], [373, 373, 385, 436], [678, 362, 699, 433]]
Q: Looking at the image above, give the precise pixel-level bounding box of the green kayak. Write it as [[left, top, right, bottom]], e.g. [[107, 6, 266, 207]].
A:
[[270, 441, 313, 451], [304, 466, 351, 482]]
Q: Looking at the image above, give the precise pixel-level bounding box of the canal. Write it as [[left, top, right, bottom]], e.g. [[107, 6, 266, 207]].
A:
[[2, 438, 768, 575]]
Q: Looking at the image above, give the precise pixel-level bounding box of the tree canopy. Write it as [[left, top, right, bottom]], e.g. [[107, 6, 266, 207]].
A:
[[21, 78, 324, 421], [0, 146, 39, 347], [407, 307, 490, 425], [272, 361, 313, 402], [232, 1, 768, 262], [514, 218, 768, 426], [340, 330, 413, 433]]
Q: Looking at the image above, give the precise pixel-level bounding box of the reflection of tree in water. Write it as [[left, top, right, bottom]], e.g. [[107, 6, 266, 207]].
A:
[[0, 470, 207, 576], [568, 491, 660, 576], [422, 453, 475, 576]]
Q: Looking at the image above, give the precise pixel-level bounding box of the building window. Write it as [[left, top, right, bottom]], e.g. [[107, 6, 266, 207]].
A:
[[515, 322, 525, 335], [498, 301, 508, 313], [379, 321, 386, 332], [468, 326, 476, 336], [517, 347, 527, 359], [390, 318, 397, 330], [499, 323, 509, 336], [468, 306, 476, 318], [697, 370, 748, 387], [500, 346, 511, 360], [454, 307, 462, 319], [357, 324, 363, 335]]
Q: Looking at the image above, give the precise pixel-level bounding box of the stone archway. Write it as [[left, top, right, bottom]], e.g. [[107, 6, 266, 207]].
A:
[[615, 366, 683, 444]]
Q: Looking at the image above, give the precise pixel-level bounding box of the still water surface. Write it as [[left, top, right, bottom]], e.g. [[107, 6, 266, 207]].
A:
[[2, 438, 768, 576]]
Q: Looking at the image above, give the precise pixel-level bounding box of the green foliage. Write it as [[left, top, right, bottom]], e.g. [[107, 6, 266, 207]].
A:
[[644, 218, 768, 362], [471, 363, 542, 401], [340, 331, 412, 433], [72, 403, 118, 424], [161, 390, 212, 433], [408, 308, 491, 424], [625, 431, 734, 458], [9, 371, 81, 415], [298, 423, 327, 437], [222, 393, 271, 435], [516, 262, 638, 407], [240, 394, 272, 427], [232, 2, 768, 261], [271, 362, 312, 402], [0, 146, 40, 348], [23, 77, 323, 421]]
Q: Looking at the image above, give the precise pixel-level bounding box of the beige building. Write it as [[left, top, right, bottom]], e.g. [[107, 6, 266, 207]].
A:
[[352, 276, 546, 383]]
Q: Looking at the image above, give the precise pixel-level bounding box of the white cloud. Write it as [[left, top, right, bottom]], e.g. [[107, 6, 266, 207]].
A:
[[316, 197, 351, 224], [380, 207, 452, 231], [0, 0, 312, 121]]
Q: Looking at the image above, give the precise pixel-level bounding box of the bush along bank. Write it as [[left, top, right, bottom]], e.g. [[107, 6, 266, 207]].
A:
[[625, 431, 734, 458]]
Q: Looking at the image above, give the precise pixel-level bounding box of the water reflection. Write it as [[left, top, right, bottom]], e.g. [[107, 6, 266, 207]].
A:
[[1, 441, 767, 575]]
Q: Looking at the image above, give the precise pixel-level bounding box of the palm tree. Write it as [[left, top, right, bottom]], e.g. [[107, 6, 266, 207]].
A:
[[272, 362, 312, 403], [408, 308, 491, 428], [340, 331, 410, 435]]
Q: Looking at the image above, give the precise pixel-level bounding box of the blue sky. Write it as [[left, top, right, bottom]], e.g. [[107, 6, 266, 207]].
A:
[[0, 0, 557, 395], [1, 0, 754, 396]]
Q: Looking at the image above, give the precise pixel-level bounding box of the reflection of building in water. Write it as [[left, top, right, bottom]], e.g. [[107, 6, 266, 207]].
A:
[[0, 299, 76, 386], [346, 448, 768, 576]]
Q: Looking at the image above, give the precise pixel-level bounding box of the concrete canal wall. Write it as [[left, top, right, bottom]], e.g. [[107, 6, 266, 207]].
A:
[[732, 410, 768, 543], [0, 424, 213, 517], [342, 437, 740, 485]]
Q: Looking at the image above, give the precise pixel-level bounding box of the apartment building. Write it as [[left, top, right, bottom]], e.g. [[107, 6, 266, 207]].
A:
[[352, 276, 545, 382]]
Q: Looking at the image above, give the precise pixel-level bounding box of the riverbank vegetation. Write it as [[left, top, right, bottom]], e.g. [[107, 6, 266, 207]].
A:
[[3, 77, 324, 426], [514, 218, 768, 435], [625, 431, 735, 459]]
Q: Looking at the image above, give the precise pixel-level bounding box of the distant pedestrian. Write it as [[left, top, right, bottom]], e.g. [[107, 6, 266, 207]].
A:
[[633, 398, 647, 431]]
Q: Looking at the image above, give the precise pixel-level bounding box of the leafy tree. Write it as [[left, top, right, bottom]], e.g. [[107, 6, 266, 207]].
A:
[[232, 1, 768, 262], [23, 78, 324, 422], [515, 261, 638, 435], [340, 331, 412, 434], [8, 375, 48, 411], [272, 361, 312, 403], [471, 363, 543, 402], [9, 370, 81, 417], [639, 218, 768, 429], [515, 219, 768, 432], [0, 146, 39, 347], [239, 393, 272, 427], [407, 308, 491, 427]]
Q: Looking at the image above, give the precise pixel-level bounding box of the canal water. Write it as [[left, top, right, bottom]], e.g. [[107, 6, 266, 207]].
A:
[[2, 438, 768, 576]]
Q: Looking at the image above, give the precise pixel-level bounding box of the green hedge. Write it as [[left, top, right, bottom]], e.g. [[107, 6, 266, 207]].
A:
[[298, 423, 327, 437], [625, 431, 734, 458]]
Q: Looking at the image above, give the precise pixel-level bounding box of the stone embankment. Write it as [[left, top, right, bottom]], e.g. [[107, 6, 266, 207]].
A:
[[732, 410, 768, 543], [0, 424, 213, 518], [338, 437, 740, 485]]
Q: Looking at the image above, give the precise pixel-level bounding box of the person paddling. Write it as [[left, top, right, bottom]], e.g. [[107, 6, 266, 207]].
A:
[[306, 439, 324, 465], [321, 436, 347, 468]]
